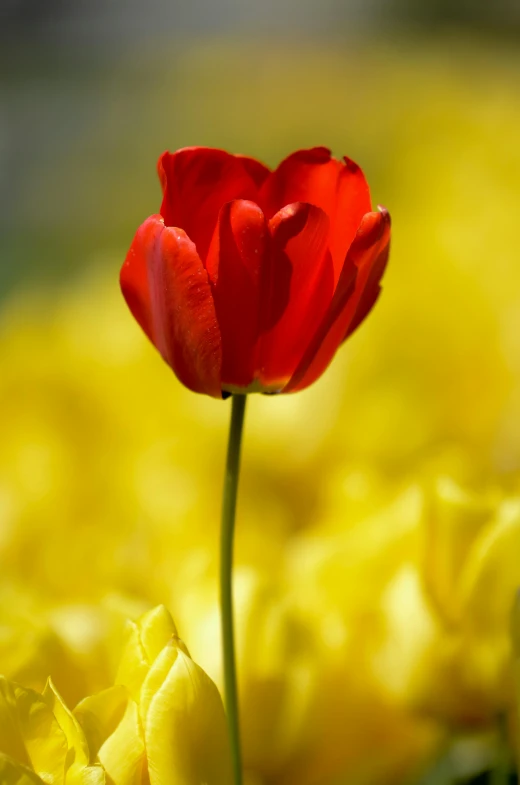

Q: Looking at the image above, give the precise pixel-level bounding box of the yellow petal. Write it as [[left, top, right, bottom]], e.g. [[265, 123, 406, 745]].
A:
[[0, 754, 46, 785], [116, 606, 189, 702], [75, 686, 128, 759], [143, 649, 232, 785], [42, 680, 106, 785], [75, 687, 145, 785], [422, 478, 497, 623], [65, 765, 106, 785], [0, 677, 67, 785], [461, 498, 520, 631], [138, 606, 181, 663], [114, 622, 149, 702], [0, 680, 30, 768], [42, 680, 89, 768], [139, 643, 179, 723]]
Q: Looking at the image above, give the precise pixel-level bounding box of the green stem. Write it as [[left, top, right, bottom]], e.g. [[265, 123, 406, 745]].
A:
[[491, 714, 511, 785], [220, 393, 247, 785]]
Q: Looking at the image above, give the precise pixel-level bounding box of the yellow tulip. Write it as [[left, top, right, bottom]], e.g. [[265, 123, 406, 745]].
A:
[[297, 474, 520, 729], [0, 675, 104, 784], [74, 605, 232, 785], [411, 481, 520, 725], [171, 565, 442, 785]]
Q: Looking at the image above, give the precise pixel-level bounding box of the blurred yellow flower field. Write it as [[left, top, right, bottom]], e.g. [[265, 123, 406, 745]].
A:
[[1, 37, 520, 785]]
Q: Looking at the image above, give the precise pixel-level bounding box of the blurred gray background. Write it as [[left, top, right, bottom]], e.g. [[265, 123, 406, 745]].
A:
[[1, 0, 519, 301]]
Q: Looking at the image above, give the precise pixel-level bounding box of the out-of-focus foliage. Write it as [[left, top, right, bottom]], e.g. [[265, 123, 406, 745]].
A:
[[1, 38, 520, 785]]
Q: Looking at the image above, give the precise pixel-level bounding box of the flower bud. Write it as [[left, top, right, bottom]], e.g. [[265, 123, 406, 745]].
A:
[[75, 605, 232, 785]]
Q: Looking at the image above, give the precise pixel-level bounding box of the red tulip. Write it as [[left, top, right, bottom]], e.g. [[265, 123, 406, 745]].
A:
[[120, 146, 390, 398]]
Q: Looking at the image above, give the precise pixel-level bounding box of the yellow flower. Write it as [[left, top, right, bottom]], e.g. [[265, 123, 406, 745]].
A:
[[171, 566, 442, 785], [296, 474, 520, 730], [74, 605, 232, 785], [410, 479, 520, 725], [0, 586, 150, 709], [0, 675, 104, 784]]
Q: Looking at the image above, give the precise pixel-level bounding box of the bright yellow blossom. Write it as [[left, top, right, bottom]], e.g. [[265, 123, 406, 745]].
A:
[[74, 605, 232, 785], [292, 476, 520, 730], [169, 565, 442, 785]]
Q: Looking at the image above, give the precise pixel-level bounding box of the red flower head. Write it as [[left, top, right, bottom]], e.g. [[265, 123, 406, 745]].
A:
[[120, 146, 390, 398]]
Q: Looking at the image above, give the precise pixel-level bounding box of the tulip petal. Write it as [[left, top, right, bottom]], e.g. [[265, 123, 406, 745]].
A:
[[28, 678, 106, 785], [138, 641, 180, 724], [343, 206, 391, 340], [0, 677, 68, 785], [136, 605, 185, 664], [42, 679, 89, 768], [255, 202, 334, 390], [41, 681, 106, 785], [206, 200, 269, 388], [259, 147, 371, 281], [0, 682, 30, 770], [120, 215, 223, 398], [143, 650, 232, 785], [96, 700, 144, 785], [236, 155, 271, 188], [75, 687, 145, 785], [119, 216, 157, 344], [0, 755, 45, 785], [331, 157, 373, 283], [113, 621, 149, 704], [286, 208, 391, 393], [74, 686, 128, 758], [66, 766, 106, 785], [158, 147, 265, 263], [116, 607, 190, 703]]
